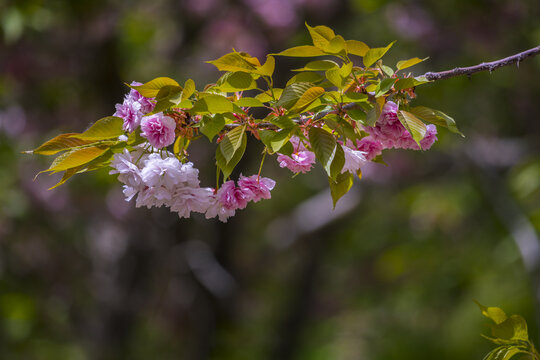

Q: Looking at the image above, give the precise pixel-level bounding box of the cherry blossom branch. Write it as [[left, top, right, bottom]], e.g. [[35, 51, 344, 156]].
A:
[[421, 45, 540, 81]]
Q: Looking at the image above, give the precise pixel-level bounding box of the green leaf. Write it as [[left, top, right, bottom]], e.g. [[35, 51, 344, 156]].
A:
[[173, 136, 185, 155], [191, 94, 238, 114], [270, 129, 291, 152], [329, 172, 354, 208], [234, 97, 265, 108], [49, 167, 80, 190], [255, 55, 275, 77], [216, 71, 258, 91], [44, 146, 110, 173], [476, 302, 508, 325], [394, 76, 430, 90], [365, 105, 381, 127], [289, 86, 325, 113], [277, 82, 314, 109], [207, 51, 261, 73], [219, 125, 246, 163], [269, 116, 296, 129], [325, 68, 343, 88], [132, 77, 180, 98], [329, 142, 345, 179], [323, 35, 346, 54], [156, 85, 183, 102], [396, 57, 428, 71], [72, 116, 124, 141], [293, 60, 339, 72], [272, 45, 326, 57], [491, 316, 529, 341], [200, 114, 226, 141], [258, 129, 276, 150], [408, 106, 463, 136], [374, 78, 397, 96], [347, 109, 366, 123], [306, 23, 335, 49], [345, 40, 369, 57], [342, 92, 368, 103], [150, 99, 174, 114], [339, 61, 353, 78], [216, 129, 247, 179], [28, 133, 94, 155], [381, 65, 394, 76], [286, 72, 325, 86], [363, 41, 395, 68], [397, 110, 427, 147], [48, 150, 114, 189], [309, 127, 339, 178], [182, 79, 196, 100]]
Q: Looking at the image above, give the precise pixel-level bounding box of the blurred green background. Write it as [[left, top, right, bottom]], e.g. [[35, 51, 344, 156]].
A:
[[2, 0, 540, 359]]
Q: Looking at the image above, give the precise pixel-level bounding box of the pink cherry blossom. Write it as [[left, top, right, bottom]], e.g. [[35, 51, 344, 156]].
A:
[[217, 180, 250, 210], [356, 136, 383, 161], [364, 101, 438, 151], [205, 196, 236, 222], [127, 81, 154, 114], [277, 151, 316, 173], [342, 142, 366, 174], [114, 81, 155, 133], [237, 174, 276, 202], [140, 113, 177, 149], [171, 187, 215, 218], [114, 99, 142, 133]]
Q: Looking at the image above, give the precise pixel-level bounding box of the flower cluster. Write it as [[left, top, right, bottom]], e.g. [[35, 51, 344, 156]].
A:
[[114, 83, 176, 149], [363, 101, 438, 153], [109, 148, 275, 222], [276, 102, 437, 176]]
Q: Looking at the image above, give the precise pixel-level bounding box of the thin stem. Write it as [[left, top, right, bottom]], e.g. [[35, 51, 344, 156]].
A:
[[257, 150, 267, 180]]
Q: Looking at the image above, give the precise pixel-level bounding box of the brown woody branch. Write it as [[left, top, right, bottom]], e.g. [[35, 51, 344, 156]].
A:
[[421, 45, 540, 81]]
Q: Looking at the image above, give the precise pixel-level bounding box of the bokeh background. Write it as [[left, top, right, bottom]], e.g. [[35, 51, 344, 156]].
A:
[[2, 0, 540, 359]]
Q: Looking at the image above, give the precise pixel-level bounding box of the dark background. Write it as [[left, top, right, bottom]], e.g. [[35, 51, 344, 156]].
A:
[[2, 0, 540, 359]]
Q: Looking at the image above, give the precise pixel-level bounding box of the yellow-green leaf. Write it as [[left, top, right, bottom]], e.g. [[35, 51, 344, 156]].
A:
[[306, 23, 335, 49], [329, 172, 354, 208], [363, 41, 396, 68], [71, 116, 124, 141], [207, 52, 261, 73], [397, 110, 427, 146], [277, 82, 314, 110], [272, 45, 326, 57], [45, 146, 109, 173], [216, 71, 258, 92], [323, 35, 346, 54], [27, 133, 94, 155], [346, 40, 369, 57], [396, 57, 428, 71], [234, 97, 265, 108], [191, 94, 238, 114], [182, 79, 196, 100], [293, 60, 339, 72], [255, 55, 275, 77], [132, 77, 179, 98], [290, 86, 325, 113]]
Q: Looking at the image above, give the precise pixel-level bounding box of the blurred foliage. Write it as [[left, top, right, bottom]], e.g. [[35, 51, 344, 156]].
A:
[[1, 0, 540, 359]]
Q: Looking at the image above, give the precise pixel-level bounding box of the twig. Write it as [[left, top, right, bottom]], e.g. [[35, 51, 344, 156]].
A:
[[422, 45, 540, 81], [223, 103, 358, 130]]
